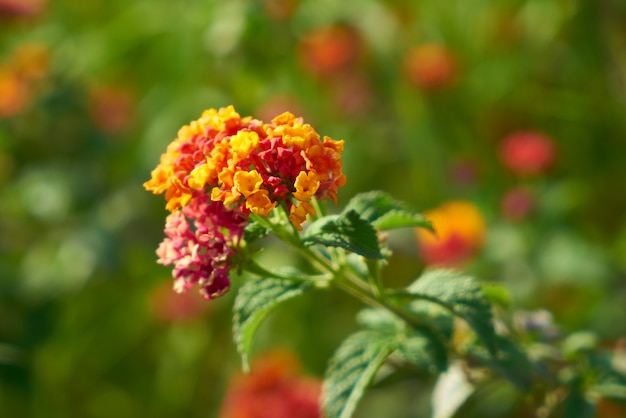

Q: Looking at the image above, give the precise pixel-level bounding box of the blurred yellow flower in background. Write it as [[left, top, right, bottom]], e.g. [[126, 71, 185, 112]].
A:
[[416, 200, 486, 266]]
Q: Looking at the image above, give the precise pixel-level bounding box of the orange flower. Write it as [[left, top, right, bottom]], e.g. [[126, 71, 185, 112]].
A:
[[145, 106, 345, 228], [403, 43, 457, 91], [0, 66, 29, 117], [220, 350, 322, 418], [263, 0, 298, 21], [298, 24, 362, 79], [416, 200, 486, 266]]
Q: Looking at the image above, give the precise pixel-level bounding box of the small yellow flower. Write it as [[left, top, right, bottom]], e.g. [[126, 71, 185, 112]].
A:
[[230, 130, 259, 157], [188, 164, 210, 190], [234, 170, 263, 198], [218, 167, 235, 189], [289, 202, 315, 231], [271, 111, 297, 126], [293, 171, 320, 201], [246, 190, 277, 217]]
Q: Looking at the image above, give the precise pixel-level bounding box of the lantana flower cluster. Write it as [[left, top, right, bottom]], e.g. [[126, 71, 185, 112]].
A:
[[144, 106, 346, 299]]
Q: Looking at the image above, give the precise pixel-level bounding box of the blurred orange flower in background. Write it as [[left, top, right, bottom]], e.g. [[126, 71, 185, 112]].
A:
[[298, 24, 363, 79], [0, 67, 29, 117], [11, 42, 49, 80], [416, 200, 486, 266], [0, 42, 50, 118], [263, 0, 298, 21], [403, 43, 457, 91], [498, 130, 556, 176], [220, 350, 321, 418]]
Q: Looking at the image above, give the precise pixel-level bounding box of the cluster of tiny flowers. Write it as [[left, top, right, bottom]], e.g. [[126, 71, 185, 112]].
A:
[[145, 105, 345, 299], [155, 194, 247, 299]]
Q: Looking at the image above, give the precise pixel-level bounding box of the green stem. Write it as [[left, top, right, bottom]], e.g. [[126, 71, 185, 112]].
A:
[[253, 210, 431, 334]]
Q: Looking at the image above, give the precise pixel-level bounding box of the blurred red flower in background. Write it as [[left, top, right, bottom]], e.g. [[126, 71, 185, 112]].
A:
[[416, 200, 486, 266], [498, 130, 556, 176], [263, 0, 298, 21], [298, 24, 362, 79], [449, 157, 479, 189], [148, 280, 210, 323], [403, 43, 457, 91], [220, 350, 322, 418], [0, 0, 46, 20], [88, 84, 136, 134], [501, 187, 535, 221]]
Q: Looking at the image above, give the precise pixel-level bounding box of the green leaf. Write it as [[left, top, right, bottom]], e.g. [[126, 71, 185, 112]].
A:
[[395, 331, 448, 374], [357, 307, 448, 374], [344, 191, 433, 231], [480, 282, 512, 308], [323, 331, 398, 418], [562, 378, 596, 418], [303, 210, 382, 259], [243, 220, 271, 243], [356, 307, 403, 332], [406, 269, 497, 356], [405, 300, 455, 342], [232, 278, 312, 372], [469, 335, 534, 391], [432, 362, 475, 418]]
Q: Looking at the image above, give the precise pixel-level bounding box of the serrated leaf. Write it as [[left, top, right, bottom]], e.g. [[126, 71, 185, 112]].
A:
[[396, 331, 448, 374], [469, 335, 534, 391], [357, 307, 448, 373], [323, 331, 398, 418], [243, 220, 271, 243], [356, 308, 403, 332], [344, 191, 433, 231], [232, 278, 311, 371], [303, 210, 382, 259], [405, 300, 455, 342], [406, 269, 497, 356]]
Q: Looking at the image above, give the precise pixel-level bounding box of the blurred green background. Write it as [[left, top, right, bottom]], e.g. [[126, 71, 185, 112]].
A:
[[2, 0, 626, 417]]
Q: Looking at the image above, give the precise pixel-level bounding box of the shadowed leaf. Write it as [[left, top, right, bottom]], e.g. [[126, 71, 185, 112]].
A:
[[232, 278, 312, 372]]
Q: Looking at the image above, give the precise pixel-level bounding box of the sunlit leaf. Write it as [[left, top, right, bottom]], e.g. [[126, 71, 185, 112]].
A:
[[303, 210, 382, 259], [232, 278, 312, 372], [432, 362, 475, 418], [344, 191, 432, 231]]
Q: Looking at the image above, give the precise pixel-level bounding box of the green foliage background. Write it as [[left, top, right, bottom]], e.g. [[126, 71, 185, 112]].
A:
[[2, 0, 626, 417]]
